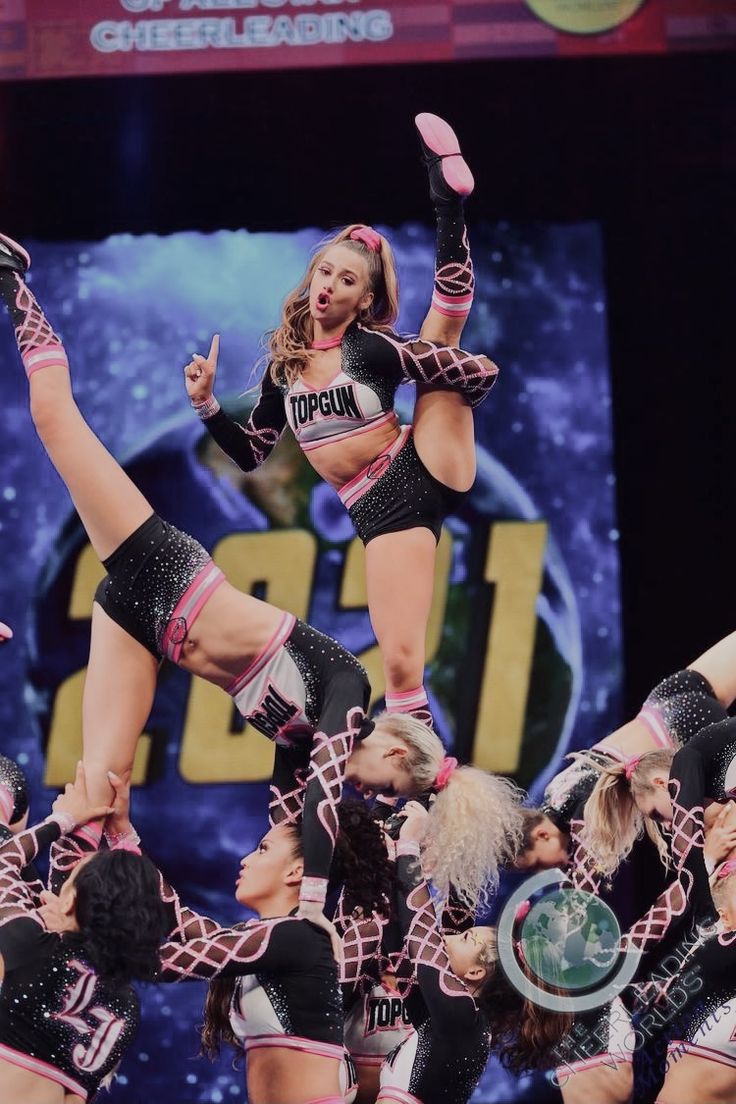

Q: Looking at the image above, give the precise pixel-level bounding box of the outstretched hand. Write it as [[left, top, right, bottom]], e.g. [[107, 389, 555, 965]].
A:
[[0, 621, 12, 643], [184, 334, 220, 405], [52, 762, 113, 828]]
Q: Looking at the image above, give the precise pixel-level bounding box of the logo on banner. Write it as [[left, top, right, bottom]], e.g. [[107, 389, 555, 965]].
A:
[[497, 870, 641, 1012], [524, 0, 647, 35]]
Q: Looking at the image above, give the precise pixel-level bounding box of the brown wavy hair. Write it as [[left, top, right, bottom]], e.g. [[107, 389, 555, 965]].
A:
[[479, 933, 574, 1074], [264, 224, 400, 388], [200, 803, 394, 1060]]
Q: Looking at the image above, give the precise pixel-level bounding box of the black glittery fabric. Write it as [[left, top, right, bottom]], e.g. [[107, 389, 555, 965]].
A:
[[94, 513, 211, 659], [0, 754, 29, 825], [348, 434, 465, 546], [639, 669, 729, 749]]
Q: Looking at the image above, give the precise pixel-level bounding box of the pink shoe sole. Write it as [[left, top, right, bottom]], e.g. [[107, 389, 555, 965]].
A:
[[415, 112, 475, 197], [0, 233, 31, 270]]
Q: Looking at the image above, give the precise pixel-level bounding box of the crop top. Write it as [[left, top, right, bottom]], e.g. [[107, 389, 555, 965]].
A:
[[0, 818, 140, 1102], [159, 913, 344, 1057], [227, 613, 370, 903], [198, 319, 498, 470]]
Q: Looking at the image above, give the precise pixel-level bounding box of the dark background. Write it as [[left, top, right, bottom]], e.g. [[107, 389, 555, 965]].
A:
[[0, 49, 733, 713]]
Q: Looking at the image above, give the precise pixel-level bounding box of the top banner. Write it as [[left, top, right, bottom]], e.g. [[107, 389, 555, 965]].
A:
[[1, 1, 734, 82]]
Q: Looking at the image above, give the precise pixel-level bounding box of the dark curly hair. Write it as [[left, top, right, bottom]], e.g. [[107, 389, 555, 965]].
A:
[[478, 946, 573, 1074], [66, 850, 169, 986], [201, 802, 394, 1060], [330, 799, 394, 920]]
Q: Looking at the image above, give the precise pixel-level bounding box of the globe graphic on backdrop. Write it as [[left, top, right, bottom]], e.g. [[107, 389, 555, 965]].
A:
[[521, 889, 621, 991]]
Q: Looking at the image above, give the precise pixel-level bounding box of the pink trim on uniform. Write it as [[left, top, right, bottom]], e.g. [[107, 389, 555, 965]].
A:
[[385, 686, 428, 712], [301, 410, 399, 453], [161, 561, 226, 663], [293, 367, 344, 393], [243, 1034, 345, 1062], [225, 611, 297, 699], [337, 425, 412, 510], [377, 1088, 423, 1104], [667, 1041, 736, 1070], [73, 823, 103, 848], [0, 784, 13, 824], [637, 706, 676, 749], [431, 290, 474, 318], [306, 1098, 344, 1104], [557, 1051, 634, 1076], [0, 1043, 87, 1099], [22, 346, 70, 378]]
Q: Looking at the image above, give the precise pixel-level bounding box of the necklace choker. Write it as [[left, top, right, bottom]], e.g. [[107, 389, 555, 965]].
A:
[[311, 334, 343, 350]]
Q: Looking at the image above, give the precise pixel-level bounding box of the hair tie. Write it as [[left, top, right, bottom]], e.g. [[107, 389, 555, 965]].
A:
[[623, 755, 642, 781], [349, 226, 382, 253], [357, 717, 375, 742], [514, 900, 532, 924], [435, 756, 458, 790], [717, 859, 736, 880]]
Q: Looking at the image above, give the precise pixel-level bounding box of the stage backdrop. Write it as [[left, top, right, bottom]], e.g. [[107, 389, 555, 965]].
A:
[[0, 1, 734, 81], [0, 221, 621, 1102]]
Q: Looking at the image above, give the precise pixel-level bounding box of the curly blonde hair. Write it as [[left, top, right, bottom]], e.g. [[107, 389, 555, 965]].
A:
[[375, 713, 525, 909], [264, 224, 399, 388], [578, 749, 675, 875]]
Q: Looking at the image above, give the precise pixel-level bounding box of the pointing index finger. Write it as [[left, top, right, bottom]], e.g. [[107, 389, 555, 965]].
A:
[[208, 333, 220, 362]]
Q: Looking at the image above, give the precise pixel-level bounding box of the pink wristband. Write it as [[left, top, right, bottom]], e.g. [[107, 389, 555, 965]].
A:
[[47, 811, 76, 835], [300, 876, 328, 905], [105, 826, 142, 852], [192, 395, 220, 420], [396, 839, 421, 859], [74, 822, 103, 848]]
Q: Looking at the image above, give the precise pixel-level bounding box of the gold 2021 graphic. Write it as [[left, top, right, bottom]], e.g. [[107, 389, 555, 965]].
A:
[[44, 521, 552, 789]]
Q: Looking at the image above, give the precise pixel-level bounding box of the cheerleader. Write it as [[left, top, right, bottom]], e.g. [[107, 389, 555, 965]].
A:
[[185, 113, 496, 728]]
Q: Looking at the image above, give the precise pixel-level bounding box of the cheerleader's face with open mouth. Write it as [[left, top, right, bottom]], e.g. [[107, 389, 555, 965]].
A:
[[309, 245, 373, 329]]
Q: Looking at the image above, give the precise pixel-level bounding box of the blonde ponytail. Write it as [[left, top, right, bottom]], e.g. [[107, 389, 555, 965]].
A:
[[426, 768, 524, 908], [374, 713, 524, 907], [579, 749, 674, 875]]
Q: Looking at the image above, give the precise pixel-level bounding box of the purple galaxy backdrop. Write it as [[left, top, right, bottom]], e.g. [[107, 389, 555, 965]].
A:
[[0, 222, 620, 1102]]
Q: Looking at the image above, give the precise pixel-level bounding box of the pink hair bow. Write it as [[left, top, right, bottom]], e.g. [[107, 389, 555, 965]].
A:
[[717, 859, 736, 880], [349, 226, 382, 253], [515, 900, 532, 924], [435, 756, 458, 790], [623, 755, 642, 781]]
